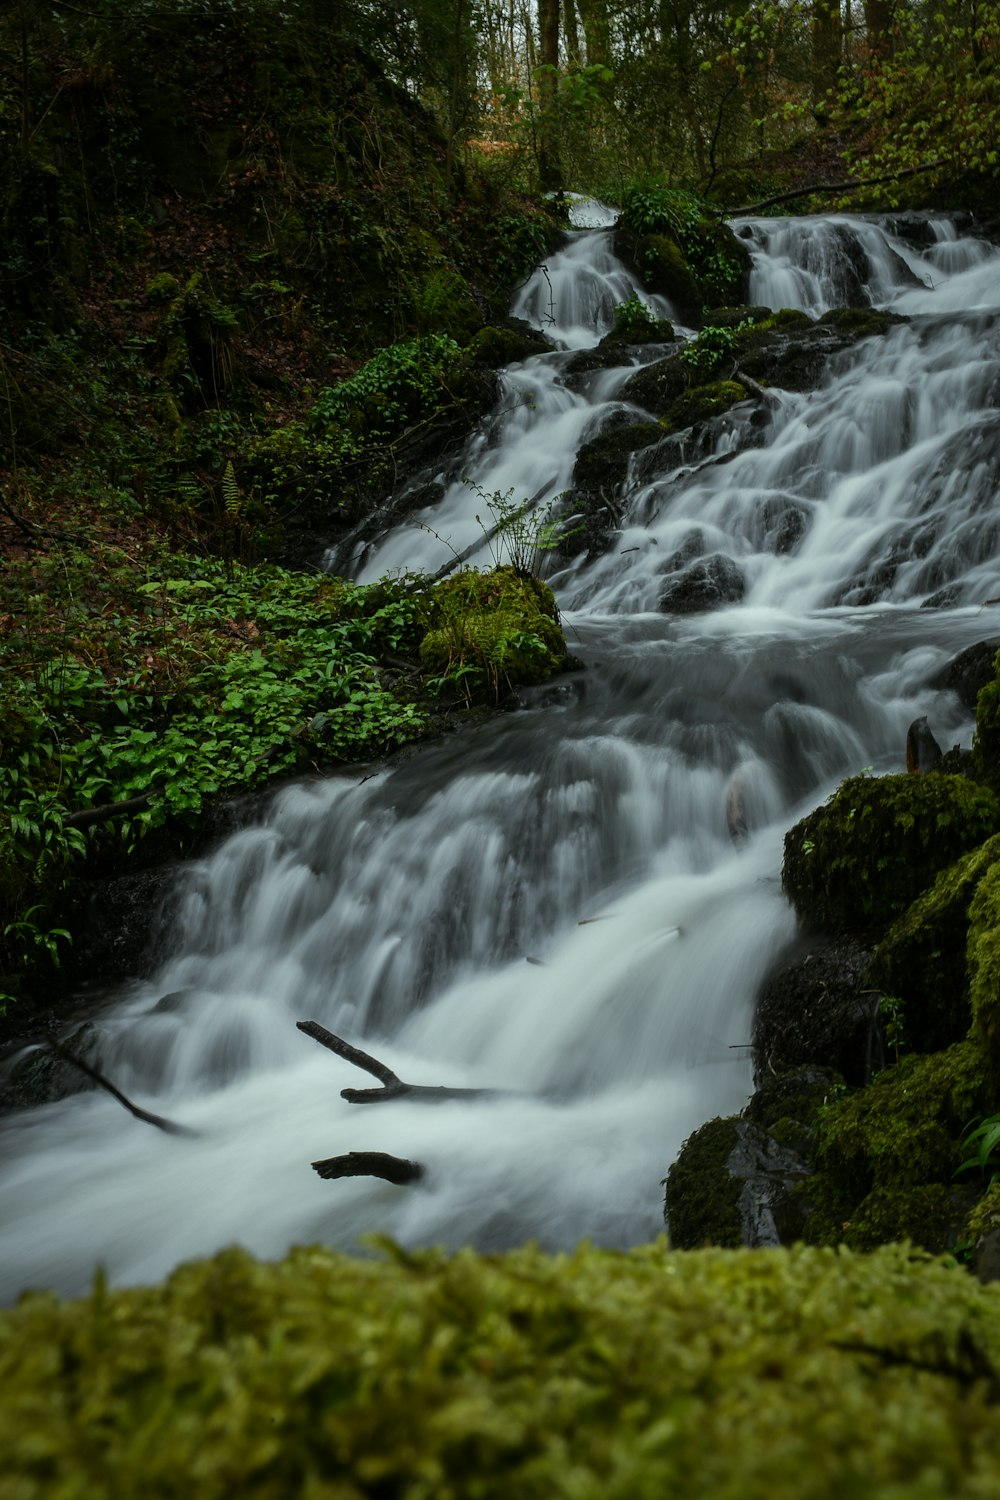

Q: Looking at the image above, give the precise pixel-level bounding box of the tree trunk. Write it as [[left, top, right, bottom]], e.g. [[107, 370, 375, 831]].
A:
[[536, 0, 563, 190], [812, 0, 843, 112]]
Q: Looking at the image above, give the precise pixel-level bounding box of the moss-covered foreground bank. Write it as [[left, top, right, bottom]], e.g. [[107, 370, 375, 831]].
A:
[[3, 1240, 1000, 1500]]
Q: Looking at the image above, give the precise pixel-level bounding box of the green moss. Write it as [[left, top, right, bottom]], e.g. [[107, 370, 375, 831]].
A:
[[867, 833, 1000, 1054], [466, 325, 551, 367], [964, 1180, 1000, 1244], [782, 773, 1000, 937], [663, 1115, 743, 1249], [635, 232, 703, 321], [803, 1041, 989, 1250], [5, 1241, 1000, 1498], [836, 1183, 974, 1254], [420, 567, 567, 704], [972, 653, 1000, 789], [666, 380, 746, 430], [818, 307, 905, 337], [967, 861, 1000, 1062]]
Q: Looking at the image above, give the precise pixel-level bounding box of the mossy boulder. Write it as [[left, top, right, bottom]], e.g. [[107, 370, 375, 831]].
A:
[[629, 232, 704, 323], [967, 860, 1000, 1064], [664, 1116, 743, 1248], [941, 638, 1000, 712], [666, 1109, 817, 1250], [782, 772, 1000, 938], [420, 567, 567, 705], [466, 323, 553, 367], [803, 1040, 988, 1251], [667, 380, 746, 430], [973, 654, 1000, 790], [736, 312, 907, 394], [620, 352, 689, 416], [867, 833, 1000, 1056]]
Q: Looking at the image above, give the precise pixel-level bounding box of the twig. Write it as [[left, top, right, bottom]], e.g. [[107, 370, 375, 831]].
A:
[[297, 1020, 508, 1104], [47, 1040, 198, 1137]]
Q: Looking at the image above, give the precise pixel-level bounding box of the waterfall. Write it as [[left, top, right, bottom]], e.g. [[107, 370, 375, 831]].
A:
[[2, 210, 999, 1301]]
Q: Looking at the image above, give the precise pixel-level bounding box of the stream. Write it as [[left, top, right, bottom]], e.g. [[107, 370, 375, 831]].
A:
[[2, 205, 1000, 1301]]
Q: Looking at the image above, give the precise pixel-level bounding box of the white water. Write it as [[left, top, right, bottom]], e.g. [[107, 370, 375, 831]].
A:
[[3, 211, 1000, 1300]]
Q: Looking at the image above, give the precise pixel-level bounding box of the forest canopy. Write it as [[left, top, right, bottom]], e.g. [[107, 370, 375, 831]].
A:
[[4, 0, 998, 204]]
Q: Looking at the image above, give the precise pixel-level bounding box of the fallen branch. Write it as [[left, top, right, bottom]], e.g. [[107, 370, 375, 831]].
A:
[[297, 1020, 507, 1104], [47, 1040, 198, 1136], [726, 159, 944, 217], [311, 1151, 425, 1184], [64, 785, 165, 830]]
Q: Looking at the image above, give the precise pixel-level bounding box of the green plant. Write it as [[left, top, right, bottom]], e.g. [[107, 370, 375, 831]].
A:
[[679, 320, 752, 377], [620, 182, 703, 240], [307, 335, 462, 439], [956, 1115, 1000, 1186], [612, 293, 657, 338], [471, 484, 569, 577]]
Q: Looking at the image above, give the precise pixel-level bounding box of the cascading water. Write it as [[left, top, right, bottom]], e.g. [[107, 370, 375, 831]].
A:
[[2, 209, 999, 1302]]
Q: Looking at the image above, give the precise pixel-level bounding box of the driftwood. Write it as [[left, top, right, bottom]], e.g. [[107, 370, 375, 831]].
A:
[[297, 1020, 504, 1104], [311, 1150, 425, 1184], [47, 1039, 197, 1137]]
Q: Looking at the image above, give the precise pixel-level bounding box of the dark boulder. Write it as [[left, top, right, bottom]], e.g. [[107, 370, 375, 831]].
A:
[[753, 940, 879, 1087], [659, 553, 745, 615], [940, 638, 1000, 711]]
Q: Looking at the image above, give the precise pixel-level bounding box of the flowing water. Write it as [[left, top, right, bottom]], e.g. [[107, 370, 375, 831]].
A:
[[2, 209, 1000, 1301]]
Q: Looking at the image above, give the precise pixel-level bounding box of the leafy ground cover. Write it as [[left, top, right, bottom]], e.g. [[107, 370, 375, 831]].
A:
[[0, 525, 568, 1018], [3, 1238, 1000, 1499]]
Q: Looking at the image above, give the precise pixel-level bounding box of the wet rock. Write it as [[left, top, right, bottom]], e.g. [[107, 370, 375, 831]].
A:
[[726, 1120, 812, 1248], [620, 353, 688, 417], [658, 553, 745, 615], [939, 638, 1000, 711], [0, 1022, 100, 1114], [753, 496, 809, 554], [906, 716, 943, 773], [560, 418, 666, 559], [753, 940, 879, 1087], [76, 865, 181, 982], [739, 308, 907, 393]]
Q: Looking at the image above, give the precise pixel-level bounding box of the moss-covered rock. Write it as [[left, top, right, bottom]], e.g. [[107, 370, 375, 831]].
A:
[[667, 380, 746, 430], [967, 861, 1000, 1064], [663, 1115, 743, 1248], [466, 323, 553, 367], [867, 834, 1000, 1056], [630, 232, 705, 323], [420, 567, 567, 705], [973, 654, 1000, 790], [941, 638, 1000, 712], [803, 1040, 989, 1251], [782, 772, 1000, 938]]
